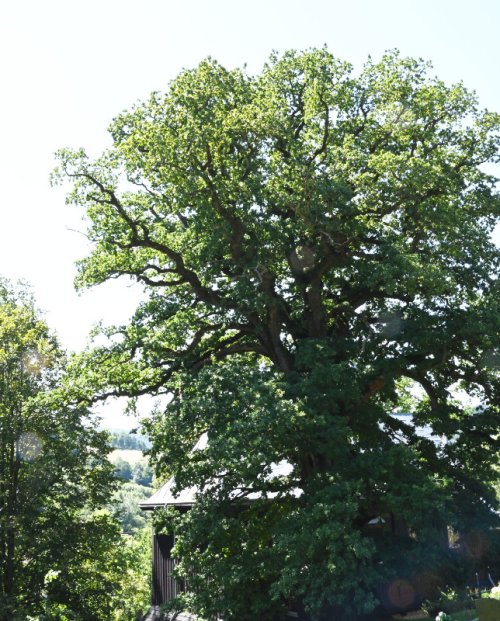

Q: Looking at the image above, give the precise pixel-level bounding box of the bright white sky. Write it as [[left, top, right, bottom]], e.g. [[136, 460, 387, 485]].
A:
[[1, 0, 499, 427]]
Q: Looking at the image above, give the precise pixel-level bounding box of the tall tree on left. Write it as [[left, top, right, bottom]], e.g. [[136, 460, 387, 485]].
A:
[[0, 279, 120, 620]]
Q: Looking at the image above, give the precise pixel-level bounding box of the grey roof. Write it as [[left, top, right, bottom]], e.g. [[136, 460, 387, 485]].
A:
[[140, 415, 444, 511], [140, 457, 295, 510], [140, 433, 208, 510], [140, 477, 199, 509], [140, 432, 297, 510]]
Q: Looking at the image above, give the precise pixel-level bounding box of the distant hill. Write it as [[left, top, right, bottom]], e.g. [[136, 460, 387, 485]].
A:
[[110, 449, 147, 465]]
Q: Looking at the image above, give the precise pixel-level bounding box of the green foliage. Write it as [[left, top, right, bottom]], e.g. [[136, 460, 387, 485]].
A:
[[38, 511, 124, 620], [108, 449, 154, 532], [107, 526, 152, 621], [111, 481, 153, 533], [114, 456, 133, 481], [132, 460, 153, 486], [37, 522, 152, 621], [482, 584, 500, 599], [0, 281, 134, 620], [54, 48, 500, 620], [109, 448, 154, 484]]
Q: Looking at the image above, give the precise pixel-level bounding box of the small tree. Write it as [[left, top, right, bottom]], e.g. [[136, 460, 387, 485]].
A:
[[55, 49, 499, 619], [132, 460, 153, 486], [114, 456, 133, 481]]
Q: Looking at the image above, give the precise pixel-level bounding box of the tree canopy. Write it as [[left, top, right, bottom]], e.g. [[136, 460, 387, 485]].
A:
[[54, 49, 500, 619]]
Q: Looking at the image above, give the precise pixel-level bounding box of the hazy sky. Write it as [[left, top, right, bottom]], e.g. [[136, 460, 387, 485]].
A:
[[1, 0, 499, 427]]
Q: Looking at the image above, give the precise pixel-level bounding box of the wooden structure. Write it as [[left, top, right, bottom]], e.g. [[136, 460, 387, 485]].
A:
[[140, 472, 197, 606], [152, 534, 183, 606]]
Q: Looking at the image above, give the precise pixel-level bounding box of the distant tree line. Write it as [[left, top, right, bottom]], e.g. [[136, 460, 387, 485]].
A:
[[109, 431, 150, 451]]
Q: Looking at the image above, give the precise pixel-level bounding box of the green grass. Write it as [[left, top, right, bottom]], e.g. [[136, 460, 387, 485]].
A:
[[109, 448, 146, 465]]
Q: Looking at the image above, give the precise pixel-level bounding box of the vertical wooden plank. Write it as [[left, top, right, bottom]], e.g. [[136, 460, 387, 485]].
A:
[[152, 534, 183, 605]]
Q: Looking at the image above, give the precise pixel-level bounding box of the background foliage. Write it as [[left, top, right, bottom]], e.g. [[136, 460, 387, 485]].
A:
[[0, 281, 152, 620]]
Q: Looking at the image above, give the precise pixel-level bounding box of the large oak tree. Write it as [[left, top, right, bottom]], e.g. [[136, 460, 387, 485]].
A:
[[55, 49, 499, 619]]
